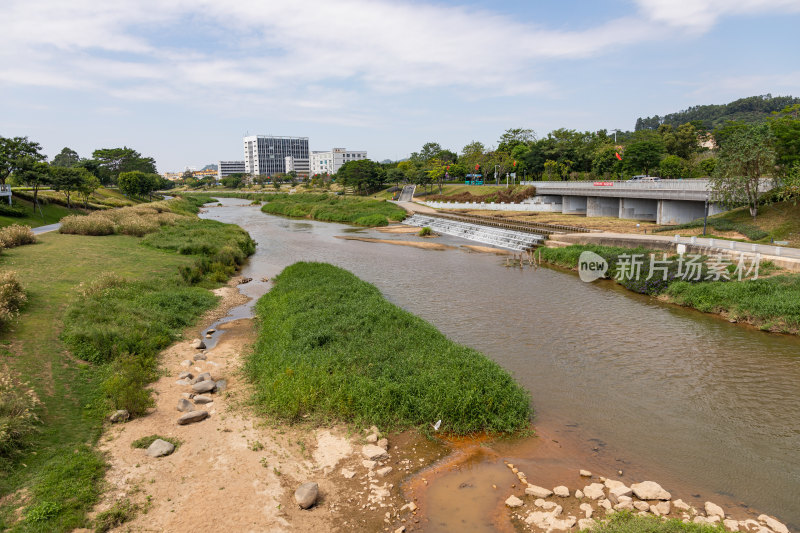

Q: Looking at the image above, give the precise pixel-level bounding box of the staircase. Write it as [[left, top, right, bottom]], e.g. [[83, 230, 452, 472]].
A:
[[403, 214, 544, 251]]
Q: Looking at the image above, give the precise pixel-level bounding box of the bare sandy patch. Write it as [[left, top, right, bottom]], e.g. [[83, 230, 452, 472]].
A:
[[375, 225, 420, 234], [461, 245, 514, 255], [335, 236, 455, 250]]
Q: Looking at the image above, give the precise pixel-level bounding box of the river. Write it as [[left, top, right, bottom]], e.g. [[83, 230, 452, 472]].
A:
[[201, 198, 800, 529]]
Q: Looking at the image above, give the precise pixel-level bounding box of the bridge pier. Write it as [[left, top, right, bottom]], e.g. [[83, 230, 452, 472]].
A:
[[619, 198, 658, 221], [656, 199, 724, 225], [586, 197, 619, 218], [562, 195, 587, 215]]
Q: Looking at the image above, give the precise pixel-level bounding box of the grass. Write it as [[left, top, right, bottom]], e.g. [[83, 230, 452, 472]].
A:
[[0, 225, 37, 248], [0, 196, 252, 531], [539, 243, 800, 333], [260, 193, 407, 227], [0, 197, 81, 229], [584, 511, 725, 533], [245, 262, 532, 435]]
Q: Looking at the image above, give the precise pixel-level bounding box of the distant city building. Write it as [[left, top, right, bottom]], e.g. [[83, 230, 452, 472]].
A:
[[309, 148, 368, 176], [243, 135, 309, 176], [218, 160, 246, 180], [162, 172, 183, 181], [192, 169, 217, 179], [284, 156, 310, 177]]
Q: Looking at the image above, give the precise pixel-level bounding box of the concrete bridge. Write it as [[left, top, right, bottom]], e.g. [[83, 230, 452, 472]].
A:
[[515, 178, 775, 225]]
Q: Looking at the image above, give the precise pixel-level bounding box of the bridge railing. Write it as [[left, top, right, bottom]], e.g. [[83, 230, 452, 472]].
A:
[[522, 178, 775, 192]]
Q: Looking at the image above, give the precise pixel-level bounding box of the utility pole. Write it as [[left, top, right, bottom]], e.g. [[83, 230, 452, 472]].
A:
[[703, 194, 709, 236]]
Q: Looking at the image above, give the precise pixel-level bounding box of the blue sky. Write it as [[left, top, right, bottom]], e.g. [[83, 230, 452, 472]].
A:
[[2, 0, 800, 171]]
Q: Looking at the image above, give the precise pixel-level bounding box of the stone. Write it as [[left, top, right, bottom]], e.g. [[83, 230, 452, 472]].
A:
[[192, 380, 216, 393], [694, 516, 714, 525], [176, 398, 194, 412], [177, 410, 208, 425], [582, 483, 605, 500], [634, 501, 650, 511], [553, 486, 570, 497], [401, 502, 418, 512], [604, 479, 626, 490], [362, 445, 388, 461], [377, 438, 388, 450], [551, 516, 576, 530], [191, 338, 206, 349], [631, 481, 671, 500], [193, 353, 207, 361], [650, 501, 670, 516], [541, 502, 558, 511], [369, 425, 379, 434], [578, 518, 596, 530], [294, 482, 319, 509], [341, 468, 355, 479], [608, 485, 633, 504], [525, 485, 553, 498], [673, 499, 691, 511], [614, 497, 634, 511], [580, 503, 593, 518], [145, 438, 175, 457], [580, 469, 592, 477], [175, 379, 191, 385], [214, 379, 227, 392], [366, 434, 378, 443], [724, 519, 740, 531], [376, 466, 393, 477], [705, 501, 725, 520], [758, 515, 789, 533], [505, 495, 524, 508], [206, 328, 216, 334], [598, 499, 612, 511], [109, 410, 129, 423], [362, 460, 377, 469], [205, 334, 212, 338], [191, 372, 212, 384], [180, 359, 192, 367], [193, 394, 213, 404], [395, 527, 406, 533], [575, 489, 584, 499], [179, 371, 193, 379]]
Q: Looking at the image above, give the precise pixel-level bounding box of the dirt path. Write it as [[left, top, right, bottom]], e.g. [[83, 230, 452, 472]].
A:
[[92, 286, 442, 532]]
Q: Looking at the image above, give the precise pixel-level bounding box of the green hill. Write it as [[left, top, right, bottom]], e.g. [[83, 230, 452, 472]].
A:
[[635, 94, 799, 131]]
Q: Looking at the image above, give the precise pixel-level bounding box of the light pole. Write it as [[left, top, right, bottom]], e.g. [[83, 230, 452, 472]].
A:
[[703, 194, 709, 236]]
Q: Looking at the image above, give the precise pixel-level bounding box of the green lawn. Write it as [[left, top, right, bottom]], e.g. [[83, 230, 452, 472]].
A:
[[0, 197, 81, 228]]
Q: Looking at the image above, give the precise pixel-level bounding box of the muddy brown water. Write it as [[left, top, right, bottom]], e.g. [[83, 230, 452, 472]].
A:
[[202, 198, 800, 529]]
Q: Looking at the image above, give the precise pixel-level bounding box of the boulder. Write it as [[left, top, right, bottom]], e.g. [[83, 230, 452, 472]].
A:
[[575, 489, 584, 499], [206, 329, 216, 334], [553, 486, 570, 497], [175, 379, 191, 386], [193, 394, 213, 404], [193, 353, 207, 361], [579, 503, 593, 518], [705, 501, 725, 520], [192, 380, 216, 393], [608, 485, 633, 504], [673, 499, 691, 511], [598, 499, 612, 511], [366, 434, 378, 443], [650, 501, 670, 516], [214, 379, 227, 392], [145, 438, 175, 457], [376, 466, 393, 477], [505, 495, 524, 508], [580, 469, 592, 477], [295, 482, 319, 509], [191, 372, 212, 384], [341, 468, 355, 479], [724, 519, 740, 532], [362, 444, 388, 461], [604, 479, 626, 490], [191, 339, 206, 349], [176, 398, 194, 412], [758, 515, 789, 533], [634, 501, 650, 511], [109, 410, 129, 423], [578, 518, 596, 531], [177, 410, 208, 425], [582, 483, 605, 500], [180, 359, 193, 367], [614, 496, 634, 511], [631, 481, 671, 500], [362, 460, 377, 469], [179, 371, 193, 379], [377, 438, 388, 450], [525, 485, 553, 498]]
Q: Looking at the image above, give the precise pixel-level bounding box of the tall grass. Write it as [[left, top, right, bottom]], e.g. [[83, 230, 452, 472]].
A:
[[0, 271, 27, 327], [0, 225, 36, 248], [0, 372, 41, 459], [585, 510, 725, 533], [653, 217, 768, 241], [59, 198, 196, 237], [260, 193, 407, 226], [245, 262, 532, 434]]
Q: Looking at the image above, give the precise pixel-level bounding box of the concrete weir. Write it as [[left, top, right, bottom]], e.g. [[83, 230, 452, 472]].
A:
[[402, 214, 545, 251]]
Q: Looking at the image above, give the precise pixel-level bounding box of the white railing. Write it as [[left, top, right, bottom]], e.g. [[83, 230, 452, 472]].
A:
[[523, 178, 775, 192]]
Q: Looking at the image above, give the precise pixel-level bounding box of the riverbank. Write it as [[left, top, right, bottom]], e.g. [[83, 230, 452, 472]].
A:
[[261, 193, 407, 227], [0, 196, 254, 531], [538, 243, 800, 335]]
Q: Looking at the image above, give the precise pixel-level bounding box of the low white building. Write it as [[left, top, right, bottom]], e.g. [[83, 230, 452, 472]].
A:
[[217, 160, 246, 180], [284, 156, 310, 177], [309, 148, 367, 176]]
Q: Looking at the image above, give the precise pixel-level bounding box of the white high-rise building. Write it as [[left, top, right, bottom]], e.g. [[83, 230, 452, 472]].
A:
[[309, 148, 368, 176], [243, 135, 309, 176], [217, 160, 246, 180], [284, 156, 310, 177]]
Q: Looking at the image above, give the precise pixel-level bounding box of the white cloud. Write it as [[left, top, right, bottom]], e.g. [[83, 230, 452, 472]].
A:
[[635, 0, 800, 31]]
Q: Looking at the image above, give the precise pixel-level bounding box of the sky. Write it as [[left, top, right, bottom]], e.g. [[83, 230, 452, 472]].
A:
[[2, 0, 800, 172]]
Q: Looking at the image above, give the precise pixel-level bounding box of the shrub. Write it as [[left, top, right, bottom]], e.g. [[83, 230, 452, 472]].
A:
[[0, 203, 26, 217], [59, 215, 115, 236], [0, 270, 27, 327], [418, 226, 433, 237], [100, 354, 156, 416], [0, 371, 41, 457], [0, 224, 37, 248]]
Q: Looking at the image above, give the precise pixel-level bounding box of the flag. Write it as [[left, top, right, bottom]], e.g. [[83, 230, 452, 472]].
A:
[[615, 152, 622, 161], [475, 164, 480, 170]]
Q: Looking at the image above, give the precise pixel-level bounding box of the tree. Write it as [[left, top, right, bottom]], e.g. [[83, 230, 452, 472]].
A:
[[497, 128, 536, 153], [51, 167, 90, 208], [711, 123, 776, 219], [623, 140, 664, 176], [52, 147, 81, 168], [386, 168, 405, 187], [221, 174, 244, 189], [118, 171, 161, 199], [16, 157, 51, 214], [776, 162, 800, 205], [337, 159, 384, 194], [77, 174, 101, 208], [77, 159, 112, 185], [660, 123, 698, 159], [768, 104, 800, 171], [592, 147, 621, 177], [93, 147, 157, 183], [659, 155, 689, 179], [0, 136, 46, 184], [460, 141, 486, 177]]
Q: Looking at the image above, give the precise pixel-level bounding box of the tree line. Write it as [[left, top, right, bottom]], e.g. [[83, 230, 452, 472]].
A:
[[0, 137, 171, 209]]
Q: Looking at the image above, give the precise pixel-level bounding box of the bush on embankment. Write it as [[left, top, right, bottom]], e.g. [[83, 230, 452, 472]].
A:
[[0, 224, 37, 248], [260, 193, 407, 227], [245, 262, 532, 434]]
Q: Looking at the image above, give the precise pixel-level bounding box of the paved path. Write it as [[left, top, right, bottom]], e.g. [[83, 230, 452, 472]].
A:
[[392, 201, 437, 215], [32, 223, 61, 235]]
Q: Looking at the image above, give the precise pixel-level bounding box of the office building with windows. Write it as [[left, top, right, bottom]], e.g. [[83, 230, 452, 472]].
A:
[[243, 135, 309, 176], [309, 148, 368, 176], [284, 155, 310, 177], [217, 160, 246, 180]]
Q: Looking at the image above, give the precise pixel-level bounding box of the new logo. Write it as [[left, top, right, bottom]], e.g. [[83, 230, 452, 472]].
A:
[[578, 251, 608, 282]]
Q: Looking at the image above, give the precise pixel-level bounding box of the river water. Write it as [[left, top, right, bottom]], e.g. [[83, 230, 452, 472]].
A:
[[201, 198, 800, 528]]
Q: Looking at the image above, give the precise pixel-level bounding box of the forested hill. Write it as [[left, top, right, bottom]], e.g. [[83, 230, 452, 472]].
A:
[[635, 94, 799, 131]]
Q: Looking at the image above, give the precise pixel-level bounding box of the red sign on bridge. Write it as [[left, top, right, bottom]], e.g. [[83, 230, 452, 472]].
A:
[[593, 181, 614, 186]]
